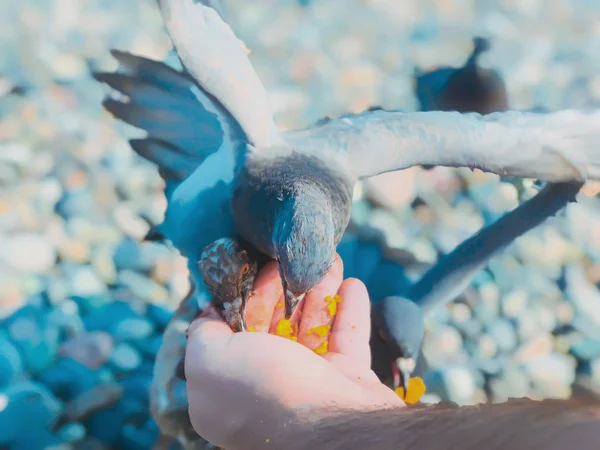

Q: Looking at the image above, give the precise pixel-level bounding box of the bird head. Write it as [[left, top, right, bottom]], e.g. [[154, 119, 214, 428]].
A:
[[372, 296, 425, 398], [199, 238, 258, 330], [273, 192, 337, 317]]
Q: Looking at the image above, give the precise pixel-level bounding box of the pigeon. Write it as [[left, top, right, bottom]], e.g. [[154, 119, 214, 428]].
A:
[[94, 0, 600, 328], [415, 36, 508, 114], [197, 238, 260, 332], [367, 180, 583, 395]]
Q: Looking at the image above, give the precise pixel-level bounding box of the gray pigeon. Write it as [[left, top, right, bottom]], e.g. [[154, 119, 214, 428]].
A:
[[95, 0, 600, 323]]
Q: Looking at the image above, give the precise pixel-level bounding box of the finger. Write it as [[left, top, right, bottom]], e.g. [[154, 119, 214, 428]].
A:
[[328, 278, 372, 369], [268, 294, 289, 334], [245, 261, 283, 332], [297, 256, 344, 352]]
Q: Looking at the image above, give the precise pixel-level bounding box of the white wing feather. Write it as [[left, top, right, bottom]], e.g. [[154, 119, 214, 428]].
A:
[[158, 0, 282, 148], [286, 109, 600, 182]]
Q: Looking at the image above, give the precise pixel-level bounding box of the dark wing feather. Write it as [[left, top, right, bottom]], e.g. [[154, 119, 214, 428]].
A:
[[95, 51, 244, 186]]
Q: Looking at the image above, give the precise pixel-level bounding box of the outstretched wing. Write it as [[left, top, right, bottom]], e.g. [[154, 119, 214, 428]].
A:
[[96, 50, 244, 186], [408, 180, 583, 314], [157, 0, 282, 149], [285, 109, 600, 183]]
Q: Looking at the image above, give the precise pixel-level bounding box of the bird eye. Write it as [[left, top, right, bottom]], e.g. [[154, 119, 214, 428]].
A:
[[241, 263, 250, 275]]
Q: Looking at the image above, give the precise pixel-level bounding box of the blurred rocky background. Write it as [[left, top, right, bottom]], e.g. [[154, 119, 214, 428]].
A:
[[2, 0, 600, 448]]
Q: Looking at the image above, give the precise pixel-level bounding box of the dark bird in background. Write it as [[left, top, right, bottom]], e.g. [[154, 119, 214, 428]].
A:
[[415, 36, 508, 114], [95, 1, 599, 347]]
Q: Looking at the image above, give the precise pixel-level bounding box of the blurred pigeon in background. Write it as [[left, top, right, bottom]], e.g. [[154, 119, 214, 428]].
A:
[[95, 0, 600, 329], [415, 36, 508, 114]]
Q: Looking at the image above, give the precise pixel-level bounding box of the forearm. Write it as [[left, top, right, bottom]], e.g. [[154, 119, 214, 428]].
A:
[[281, 397, 600, 450]]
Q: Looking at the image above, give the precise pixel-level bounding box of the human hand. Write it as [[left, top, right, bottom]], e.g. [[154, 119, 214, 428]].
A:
[[184, 257, 403, 449]]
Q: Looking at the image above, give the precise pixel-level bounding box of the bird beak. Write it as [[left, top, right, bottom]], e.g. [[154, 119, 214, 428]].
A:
[[393, 357, 416, 399], [280, 276, 303, 319]]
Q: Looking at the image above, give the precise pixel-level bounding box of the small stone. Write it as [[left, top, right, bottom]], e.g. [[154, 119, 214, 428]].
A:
[[120, 422, 160, 450], [146, 304, 173, 331], [63, 383, 123, 422], [91, 245, 117, 285], [58, 422, 86, 442], [525, 353, 576, 398], [122, 373, 153, 408], [501, 290, 529, 319], [58, 239, 91, 264], [0, 333, 24, 388], [114, 318, 155, 341], [0, 381, 63, 445], [490, 367, 531, 401], [531, 302, 557, 332], [363, 168, 417, 210], [1, 233, 56, 273], [68, 266, 106, 298], [117, 271, 169, 304], [113, 204, 149, 239], [38, 358, 99, 401], [113, 239, 160, 272], [110, 342, 142, 372], [47, 301, 84, 335], [50, 52, 87, 81], [449, 303, 471, 324], [85, 401, 131, 446], [486, 319, 518, 353], [83, 301, 137, 332], [441, 366, 477, 404], [133, 334, 163, 359], [477, 334, 498, 359], [555, 300, 575, 325], [514, 333, 554, 363], [422, 325, 463, 364], [59, 331, 114, 369], [8, 314, 59, 375]]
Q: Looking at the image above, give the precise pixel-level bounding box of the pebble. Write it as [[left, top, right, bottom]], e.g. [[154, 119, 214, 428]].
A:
[[38, 358, 100, 401], [110, 342, 142, 372], [58, 331, 114, 369], [117, 270, 170, 304], [113, 318, 155, 341], [0, 334, 24, 388], [63, 383, 124, 422], [489, 367, 531, 401], [68, 266, 106, 298], [437, 366, 477, 404], [0, 381, 63, 445], [486, 319, 518, 353], [422, 325, 463, 364], [501, 290, 529, 319], [58, 422, 86, 443], [515, 332, 553, 361], [8, 314, 59, 375], [525, 353, 577, 398], [1, 233, 56, 273]]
